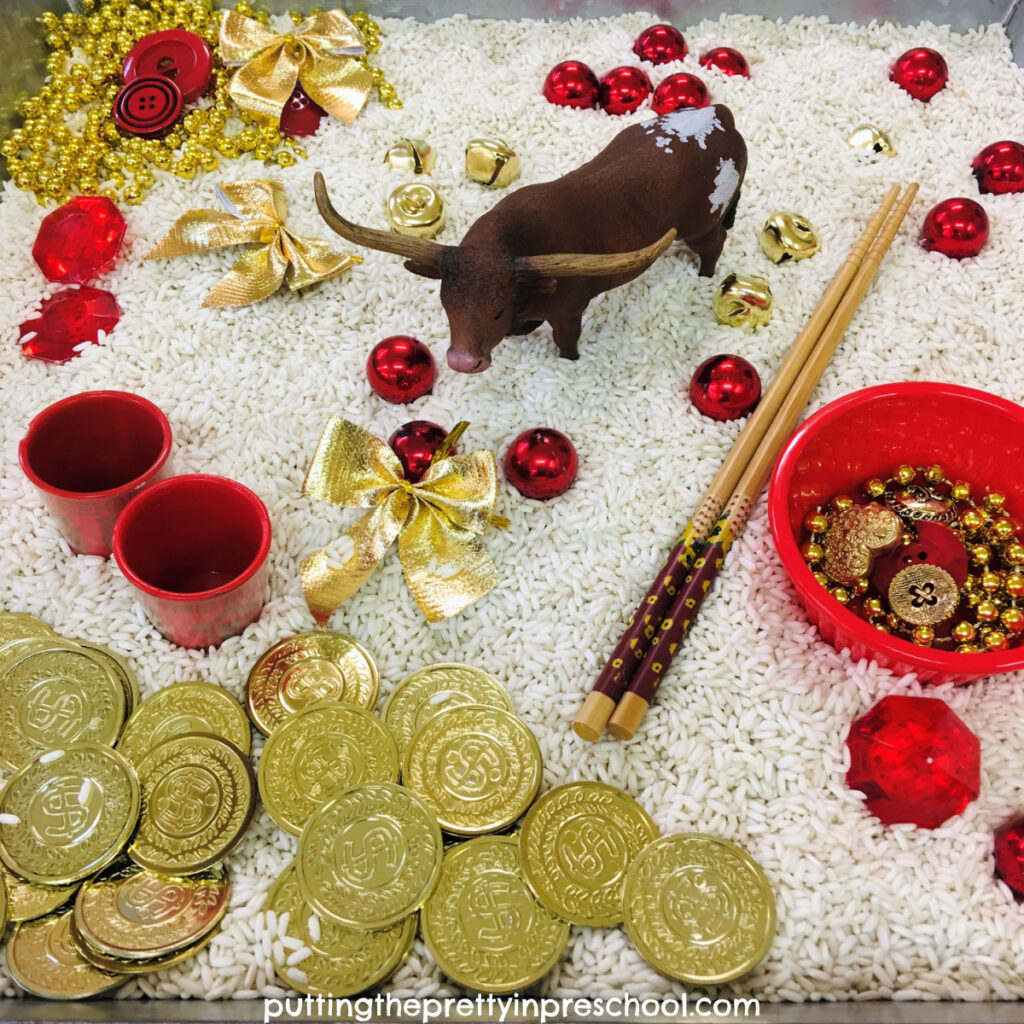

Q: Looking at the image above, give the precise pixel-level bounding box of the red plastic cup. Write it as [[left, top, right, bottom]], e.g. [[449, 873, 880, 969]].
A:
[[769, 382, 1024, 685], [19, 391, 173, 557], [112, 474, 271, 649]]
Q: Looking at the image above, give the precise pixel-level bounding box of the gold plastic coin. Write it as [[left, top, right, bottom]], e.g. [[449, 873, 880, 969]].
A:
[[7, 909, 126, 999], [622, 833, 776, 984], [0, 643, 126, 771], [403, 705, 542, 836], [128, 734, 255, 875], [70, 915, 218, 974], [383, 663, 513, 756], [74, 861, 230, 960], [519, 781, 659, 926], [0, 612, 58, 647], [258, 704, 399, 836], [246, 631, 379, 737], [0, 861, 7, 933], [117, 680, 252, 766], [296, 782, 442, 928], [0, 742, 140, 886], [1, 864, 78, 923], [265, 861, 416, 997], [421, 835, 569, 993], [74, 641, 140, 719]]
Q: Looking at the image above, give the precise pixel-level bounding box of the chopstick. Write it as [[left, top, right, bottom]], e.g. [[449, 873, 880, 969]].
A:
[[572, 183, 903, 742], [605, 183, 920, 741]]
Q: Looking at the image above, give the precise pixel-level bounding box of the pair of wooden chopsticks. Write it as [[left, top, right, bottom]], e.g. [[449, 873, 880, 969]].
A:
[[574, 182, 919, 742]]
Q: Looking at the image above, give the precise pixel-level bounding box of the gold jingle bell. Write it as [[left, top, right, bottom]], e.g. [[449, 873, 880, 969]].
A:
[[383, 138, 436, 175], [387, 183, 445, 239], [712, 272, 773, 330], [759, 211, 821, 264], [465, 137, 521, 189], [846, 123, 897, 157]]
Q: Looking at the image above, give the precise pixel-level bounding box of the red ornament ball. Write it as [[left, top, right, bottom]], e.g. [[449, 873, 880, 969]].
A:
[[33, 196, 127, 285], [920, 197, 989, 259], [994, 818, 1024, 899], [280, 85, 326, 137], [598, 66, 652, 116], [504, 428, 578, 500], [388, 421, 451, 483], [633, 23, 688, 65], [698, 46, 750, 78], [543, 60, 600, 109], [889, 47, 948, 102], [972, 140, 1024, 196], [366, 335, 437, 404], [19, 287, 121, 364], [651, 73, 710, 114], [689, 354, 761, 421]]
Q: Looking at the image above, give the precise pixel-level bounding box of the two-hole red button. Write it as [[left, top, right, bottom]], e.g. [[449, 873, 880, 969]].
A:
[[122, 29, 213, 104], [113, 76, 183, 137]]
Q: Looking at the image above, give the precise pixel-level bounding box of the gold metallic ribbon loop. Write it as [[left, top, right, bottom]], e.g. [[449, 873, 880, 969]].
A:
[[301, 418, 505, 624], [220, 10, 373, 127]]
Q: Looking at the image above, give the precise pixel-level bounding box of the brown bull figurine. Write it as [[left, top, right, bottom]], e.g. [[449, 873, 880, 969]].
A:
[[314, 104, 747, 373]]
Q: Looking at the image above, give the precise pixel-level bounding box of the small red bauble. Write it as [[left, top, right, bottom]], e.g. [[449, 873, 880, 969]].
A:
[[113, 76, 183, 137], [633, 24, 688, 65], [504, 428, 578, 500], [388, 421, 451, 483], [542, 60, 600, 110], [846, 695, 980, 829], [994, 818, 1024, 898], [689, 354, 761, 421], [366, 335, 436, 404], [19, 287, 121, 364], [972, 140, 1024, 196], [698, 47, 750, 78], [121, 30, 213, 104], [920, 197, 989, 259], [280, 85, 326, 137], [651, 73, 710, 114], [598, 66, 652, 116], [32, 196, 127, 285], [889, 47, 948, 102]]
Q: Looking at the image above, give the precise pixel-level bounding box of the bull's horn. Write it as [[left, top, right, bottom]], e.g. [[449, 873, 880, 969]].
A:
[[515, 228, 677, 278], [314, 172, 446, 269]]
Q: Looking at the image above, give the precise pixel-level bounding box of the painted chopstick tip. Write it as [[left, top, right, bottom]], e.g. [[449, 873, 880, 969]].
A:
[[573, 691, 616, 741]]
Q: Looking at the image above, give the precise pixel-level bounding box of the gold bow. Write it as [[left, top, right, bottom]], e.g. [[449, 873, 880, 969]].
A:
[[301, 418, 509, 624], [220, 9, 372, 127], [146, 179, 359, 307]]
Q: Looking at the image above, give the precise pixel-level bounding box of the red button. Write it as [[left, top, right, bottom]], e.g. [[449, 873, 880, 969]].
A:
[[280, 86, 326, 137], [113, 77, 183, 138], [122, 29, 212, 104]]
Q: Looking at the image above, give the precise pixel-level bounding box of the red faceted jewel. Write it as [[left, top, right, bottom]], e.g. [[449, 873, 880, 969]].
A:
[[32, 196, 127, 285], [19, 287, 122, 364], [846, 695, 980, 829], [994, 818, 1024, 898]]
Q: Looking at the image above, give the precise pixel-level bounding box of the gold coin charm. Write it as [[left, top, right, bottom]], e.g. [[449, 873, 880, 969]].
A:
[[128, 734, 255, 875], [0, 612, 58, 647], [387, 183, 445, 238], [264, 861, 416, 997], [885, 484, 957, 525], [0, 743, 140, 886], [0, 643, 126, 771], [7, 910, 126, 999], [622, 833, 776, 984], [296, 782, 442, 928], [246, 632, 379, 737], [465, 137, 521, 188], [846, 122, 896, 156], [383, 663, 513, 757], [1, 865, 77, 923], [421, 835, 569, 993], [259, 704, 399, 835], [888, 564, 960, 626], [403, 705, 542, 836], [118, 681, 252, 766], [70, 916, 218, 974], [758, 211, 820, 264], [383, 137, 435, 175], [712, 272, 773, 330], [519, 781, 659, 926], [0, 863, 7, 933], [821, 503, 903, 584], [74, 641, 140, 719]]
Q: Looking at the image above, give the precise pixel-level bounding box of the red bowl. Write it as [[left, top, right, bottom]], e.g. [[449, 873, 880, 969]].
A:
[[768, 382, 1024, 685]]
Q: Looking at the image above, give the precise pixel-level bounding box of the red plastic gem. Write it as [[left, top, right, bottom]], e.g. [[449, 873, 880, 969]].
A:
[[543, 60, 600, 109], [994, 818, 1024, 898], [633, 24, 688, 65], [389, 421, 452, 483], [280, 86, 326, 137], [889, 47, 948, 102], [846, 695, 980, 829], [32, 196, 127, 285], [113, 76, 183, 137], [920, 197, 989, 259], [122, 30, 213, 104], [366, 335, 436, 404], [599, 66, 652, 116], [699, 47, 750, 78], [652, 73, 710, 114], [689, 354, 761, 421], [19, 287, 121, 364], [504, 428, 578, 500], [972, 140, 1024, 196]]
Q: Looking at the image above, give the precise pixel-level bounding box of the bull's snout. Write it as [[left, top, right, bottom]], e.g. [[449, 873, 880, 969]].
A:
[[446, 350, 490, 374]]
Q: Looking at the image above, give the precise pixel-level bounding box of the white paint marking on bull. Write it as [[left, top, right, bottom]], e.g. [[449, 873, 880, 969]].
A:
[[709, 157, 740, 214], [645, 106, 722, 151]]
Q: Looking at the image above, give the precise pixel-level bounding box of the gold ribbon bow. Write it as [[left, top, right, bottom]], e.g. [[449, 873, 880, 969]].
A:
[[146, 179, 359, 307], [301, 418, 509, 624], [220, 9, 372, 127]]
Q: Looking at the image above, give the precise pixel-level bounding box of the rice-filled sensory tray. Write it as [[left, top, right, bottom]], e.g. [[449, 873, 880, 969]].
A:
[[2, 0, 1024, 1011]]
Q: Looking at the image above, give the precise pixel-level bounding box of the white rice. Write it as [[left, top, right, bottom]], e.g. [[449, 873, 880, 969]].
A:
[[1, 9, 1024, 1003]]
